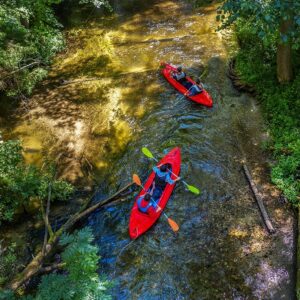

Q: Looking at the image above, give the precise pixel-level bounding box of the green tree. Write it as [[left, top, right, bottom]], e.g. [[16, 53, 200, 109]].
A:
[[0, 0, 65, 96], [230, 17, 300, 204], [217, 0, 300, 83], [0, 0, 112, 98], [0, 138, 73, 223]]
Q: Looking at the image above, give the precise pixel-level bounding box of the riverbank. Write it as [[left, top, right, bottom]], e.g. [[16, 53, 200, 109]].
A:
[[231, 18, 300, 299], [233, 34, 300, 206]]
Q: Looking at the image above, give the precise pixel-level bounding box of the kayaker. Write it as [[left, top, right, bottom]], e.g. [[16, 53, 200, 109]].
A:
[[149, 164, 180, 199], [187, 78, 203, 96], [172, 66, 193, 89], [137, 193, 161, 214], [172, 66, 186, 83]]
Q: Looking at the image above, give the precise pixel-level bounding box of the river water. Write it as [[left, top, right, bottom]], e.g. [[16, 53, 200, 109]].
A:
[[0, 0, 295, 299]]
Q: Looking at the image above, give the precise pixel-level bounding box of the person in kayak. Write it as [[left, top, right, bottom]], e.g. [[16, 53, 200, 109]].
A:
[[137, 193, 161, 214], [172, 66, 192, 89], [187, 78, 203, 96], [149, 164, 180, 200], [172, 66, 186, 82]]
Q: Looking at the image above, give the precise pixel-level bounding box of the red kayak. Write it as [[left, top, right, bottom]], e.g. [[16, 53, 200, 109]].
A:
[[129, 147, 181, 239], [161, 62, 213, 107]]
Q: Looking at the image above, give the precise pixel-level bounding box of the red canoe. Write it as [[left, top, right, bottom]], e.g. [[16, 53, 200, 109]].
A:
[[161, 62, 213, 107], [129, 147, 181, 239]]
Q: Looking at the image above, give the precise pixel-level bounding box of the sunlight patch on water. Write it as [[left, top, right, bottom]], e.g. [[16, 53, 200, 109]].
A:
[[50, 29, 114, 78], [13, 123, 44, 166]]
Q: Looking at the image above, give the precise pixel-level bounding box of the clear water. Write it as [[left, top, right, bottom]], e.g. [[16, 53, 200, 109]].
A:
[[0, 0, 295, 299]]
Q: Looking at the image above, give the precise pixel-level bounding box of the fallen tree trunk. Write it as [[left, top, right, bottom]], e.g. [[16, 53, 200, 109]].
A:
[[37, 263, 66, 276], [242, 164, 276, 234], [9, 181, 134, 291]]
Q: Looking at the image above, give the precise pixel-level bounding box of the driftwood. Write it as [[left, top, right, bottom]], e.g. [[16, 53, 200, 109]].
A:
[[242, 164, 276, 234], [9, 181, 134, 291]]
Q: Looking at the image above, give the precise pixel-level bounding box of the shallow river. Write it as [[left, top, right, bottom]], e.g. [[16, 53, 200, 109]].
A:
[[0, 0, 295, 299]]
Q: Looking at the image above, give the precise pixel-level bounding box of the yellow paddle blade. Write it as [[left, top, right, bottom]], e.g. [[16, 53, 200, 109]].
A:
[[186, 184, 200, 195], [132, 174, 142, 186], [167, 218, 179, 232], [142, 147, 154, 159]]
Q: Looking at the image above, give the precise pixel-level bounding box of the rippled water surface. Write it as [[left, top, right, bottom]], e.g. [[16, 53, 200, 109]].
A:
[[0, 0, 295, 299]]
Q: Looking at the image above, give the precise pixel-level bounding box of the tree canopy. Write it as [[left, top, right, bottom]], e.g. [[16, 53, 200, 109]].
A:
[[217, 0, 300, 82], [0, 0, 111, 98]]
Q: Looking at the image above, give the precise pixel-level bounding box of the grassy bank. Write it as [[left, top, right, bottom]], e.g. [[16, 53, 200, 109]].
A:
[[233, 21, 300, 205]]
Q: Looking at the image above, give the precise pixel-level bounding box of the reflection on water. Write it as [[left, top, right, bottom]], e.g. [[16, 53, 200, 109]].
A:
[[0, 0, 295, 299]]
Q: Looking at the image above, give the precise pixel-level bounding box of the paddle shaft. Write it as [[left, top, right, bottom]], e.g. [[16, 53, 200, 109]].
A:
[[163, 212, 170, 219], [138, 183, 162, 210], [138, 182, 173, 223], [139, 186, 174, 225], [179, 85, 193, 100]]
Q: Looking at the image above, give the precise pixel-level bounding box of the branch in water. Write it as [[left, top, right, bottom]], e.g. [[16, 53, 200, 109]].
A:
[[9, 181, 135, 291]]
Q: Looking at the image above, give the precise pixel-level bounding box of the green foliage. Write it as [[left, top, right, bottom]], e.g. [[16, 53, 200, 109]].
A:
[[234, 20, 277, 86], [0, 0, 64, 97], [26, 228, 112, 300], [0, 229, 111, 299], [217, 0, 300, 47], [0, 0, 114, 98], [0, 243, 17, 286], [0, 290, 16, 300], [0, 138, 73, 223], [234, 22, 300, 205], [79, 0, 112, 11]]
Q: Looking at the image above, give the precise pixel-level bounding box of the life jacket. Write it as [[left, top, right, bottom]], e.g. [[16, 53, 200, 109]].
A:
[[194, 84, 202, 92], [154, 169, 169, 189], [174, 71, 186, 81], [137, 196, 152, 213]]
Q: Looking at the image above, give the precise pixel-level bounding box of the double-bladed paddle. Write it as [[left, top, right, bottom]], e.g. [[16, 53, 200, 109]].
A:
[[141, 147, 200, 195], [132, 174, 179, 232]]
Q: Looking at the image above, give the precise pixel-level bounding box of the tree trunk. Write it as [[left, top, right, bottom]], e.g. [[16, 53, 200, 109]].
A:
[[276, 19, 293, 83]]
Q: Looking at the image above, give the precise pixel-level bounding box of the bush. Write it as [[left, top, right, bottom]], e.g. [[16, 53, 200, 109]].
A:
[[26, 228, 112, 300], [0, 228, 112, 299], [0, 138, 74, 223], [0, 1, 64, 97], [0, 0, 113, 98], [0, 243, 17, 287]]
